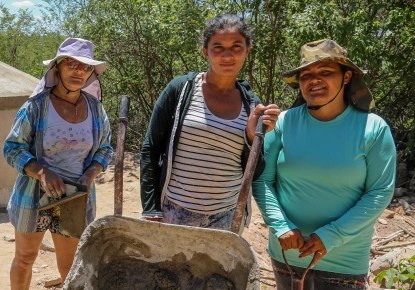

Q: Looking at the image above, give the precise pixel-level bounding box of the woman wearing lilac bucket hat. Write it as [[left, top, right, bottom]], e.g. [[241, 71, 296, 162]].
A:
[[3, 38, 113, 289], [252, 39, 396, 289]]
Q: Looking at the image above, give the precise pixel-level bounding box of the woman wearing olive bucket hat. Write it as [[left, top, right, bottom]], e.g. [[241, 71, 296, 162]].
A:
[[4, 37, 113, 289], [252, 39, 396, 289]]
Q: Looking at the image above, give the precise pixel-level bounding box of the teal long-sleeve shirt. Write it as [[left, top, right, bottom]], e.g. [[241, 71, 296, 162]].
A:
[[252, 104, 396, 274]]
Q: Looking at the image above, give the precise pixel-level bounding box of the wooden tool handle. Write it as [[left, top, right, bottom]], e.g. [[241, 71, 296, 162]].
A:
[[114, 95, 131, 215], [230, 113, 266, 234], [119, 95, 130, 120]]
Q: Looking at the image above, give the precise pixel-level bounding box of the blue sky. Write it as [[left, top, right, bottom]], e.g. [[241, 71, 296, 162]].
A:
[[1, 0, 44, 17]]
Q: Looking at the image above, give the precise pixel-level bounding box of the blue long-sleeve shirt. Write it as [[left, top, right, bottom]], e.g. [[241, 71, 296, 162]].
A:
[[252, 104, 396, 274], [3, 89, 113, 233]]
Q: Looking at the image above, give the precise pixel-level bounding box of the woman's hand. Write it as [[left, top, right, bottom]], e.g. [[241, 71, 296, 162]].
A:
[[41, 168, 65, 198], [246, 104, 280, 145], [77, 161, 103, 197], [299, 233, 327, 265], [278, 229, 305, 251], [24, 159, 65, 198]]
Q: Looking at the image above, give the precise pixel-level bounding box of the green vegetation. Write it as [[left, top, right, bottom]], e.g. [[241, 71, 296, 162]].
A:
[[374, 255, 415, 289], [1, 1, 415, 153]]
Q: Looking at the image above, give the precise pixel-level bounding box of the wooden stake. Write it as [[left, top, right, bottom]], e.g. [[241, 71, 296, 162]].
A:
[[375, 240, 415, 250]]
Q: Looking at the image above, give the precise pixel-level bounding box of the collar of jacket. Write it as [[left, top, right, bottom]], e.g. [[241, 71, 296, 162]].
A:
[[183, 71, 257, 104]]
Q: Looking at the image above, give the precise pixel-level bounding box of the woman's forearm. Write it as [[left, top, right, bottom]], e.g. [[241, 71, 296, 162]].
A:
[[23, 159, 47, 180], [83, 161, 104, 180]]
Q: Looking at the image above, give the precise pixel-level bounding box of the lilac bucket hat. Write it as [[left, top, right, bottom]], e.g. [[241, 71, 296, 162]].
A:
[[30, 38, 106, 100], [44, 38, 106, 76]]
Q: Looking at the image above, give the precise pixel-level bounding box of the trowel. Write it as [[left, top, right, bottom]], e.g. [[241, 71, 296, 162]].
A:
[[37, 178, 88, 238]]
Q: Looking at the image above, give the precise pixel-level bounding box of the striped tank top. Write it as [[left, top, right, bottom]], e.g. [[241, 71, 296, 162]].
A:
[[166, 73, 248, 214]]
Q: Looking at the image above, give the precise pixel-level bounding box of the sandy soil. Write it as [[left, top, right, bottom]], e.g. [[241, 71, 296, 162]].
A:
[[0, 152, 411, 289]]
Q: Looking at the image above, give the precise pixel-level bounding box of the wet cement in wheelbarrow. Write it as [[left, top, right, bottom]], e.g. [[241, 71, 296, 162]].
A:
[[98, 255, 235, 290]]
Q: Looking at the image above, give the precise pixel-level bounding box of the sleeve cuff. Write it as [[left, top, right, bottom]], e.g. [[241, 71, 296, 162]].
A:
[[244, 130, 252, 150], [314, 228, 338, 252], [18, 155, 36, 175], [92, 157, 109, 172], [271, 223, 298, 238]]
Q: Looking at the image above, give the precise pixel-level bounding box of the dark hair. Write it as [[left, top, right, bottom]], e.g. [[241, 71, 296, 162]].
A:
[[202, 14, 252, 48], [339, 63, 351, 74], [338, 63, 353, 103]]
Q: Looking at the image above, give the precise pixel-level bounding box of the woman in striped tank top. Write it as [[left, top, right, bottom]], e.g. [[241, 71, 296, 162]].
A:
[[140, 14, 280, 232]]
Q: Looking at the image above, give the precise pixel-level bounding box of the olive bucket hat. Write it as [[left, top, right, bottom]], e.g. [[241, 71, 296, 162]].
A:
[[282, 39, 375, 112]]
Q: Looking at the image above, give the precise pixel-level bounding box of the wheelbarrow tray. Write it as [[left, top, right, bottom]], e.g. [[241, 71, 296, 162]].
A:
[[64, 215, 260, 290]]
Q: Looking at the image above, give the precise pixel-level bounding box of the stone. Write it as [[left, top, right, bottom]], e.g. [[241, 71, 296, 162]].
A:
[[399, 199, 414, 213], [377, 218, 388, 225], [39, 194, 50, 207], [394, 187, 407, 198], [402, 195, 415, 204], [32, 268, 39, 273], [3, 235, 15, 242], [45, 276, 62, 287], [381, 209, 395, 218], [65, 184, 78, 196], [40, 239, 55, 252], [393, 206, 405, 215], [254, 220, 266, 226], [370, 250, 402, 276], [41, 264, 48, 268]]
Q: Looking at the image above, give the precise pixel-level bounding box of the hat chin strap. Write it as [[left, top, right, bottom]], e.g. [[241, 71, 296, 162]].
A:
[[307, 76, 345, 110], [56, 69, 80, 94], [56, 65, 94, 94]]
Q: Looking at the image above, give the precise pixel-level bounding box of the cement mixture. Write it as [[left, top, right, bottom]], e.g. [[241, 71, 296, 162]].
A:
[[98, 257, 235, 290]]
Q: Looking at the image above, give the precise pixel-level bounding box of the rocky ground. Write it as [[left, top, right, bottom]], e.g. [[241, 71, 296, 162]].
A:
[[0, 152, 414, 289]]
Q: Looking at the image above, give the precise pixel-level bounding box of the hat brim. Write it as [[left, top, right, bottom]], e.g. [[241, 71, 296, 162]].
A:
[[43, 55, 106, 76], [30, 67, 103, 101], [284, 58, 375, 112], [282, 57, 363, 89]]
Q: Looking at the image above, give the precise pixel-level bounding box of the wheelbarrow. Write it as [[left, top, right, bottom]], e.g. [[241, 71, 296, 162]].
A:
[[63, 216, 260, 289], [63, 96, 264, 290]]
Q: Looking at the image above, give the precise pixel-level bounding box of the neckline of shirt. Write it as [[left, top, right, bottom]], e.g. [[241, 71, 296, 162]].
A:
[[48, 96, 91, 125], [196, 73, 245, 123], [304, 104, 353, 124]]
